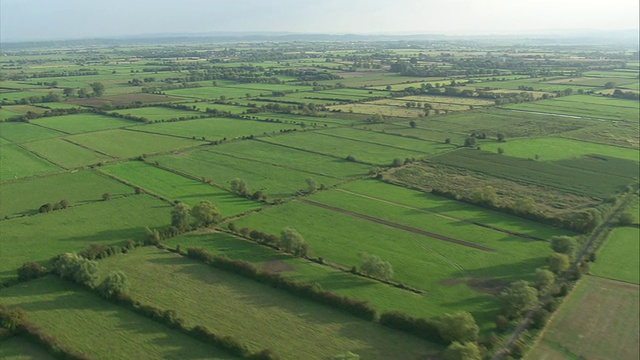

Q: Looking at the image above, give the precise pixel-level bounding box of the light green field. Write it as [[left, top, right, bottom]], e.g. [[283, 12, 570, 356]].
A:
[[0, 195, 171, 280], [506, 95, 639, 122], [0, 337, 56, 360], [261, 132, 442, 165], [101, 161, 260, 217], [0, 143, 61, 181], [96, 247, 441, 359], [591, 227, 640, 284], [526, 276, 639, 360], [0, 170, 132, 218], [110, 107, 202, 121], [367, 122, 468, 145], [139, 117, 300, 141], [152, 149, 340, 200], [210, 140, 372, 179], [329, 103, 430, 117], [479, 137, 640, 162], [181, 102, 249, 114], [30, 114, 137, 134], [22, 138, 112, 168], [66, 129, 201, 158], [0, 277, 232, 360], [165, 86, 266, 100], [0, 122, 65, 143]]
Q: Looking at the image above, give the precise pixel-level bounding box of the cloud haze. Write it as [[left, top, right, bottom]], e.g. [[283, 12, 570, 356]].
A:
[[2, 0, 638, 42]]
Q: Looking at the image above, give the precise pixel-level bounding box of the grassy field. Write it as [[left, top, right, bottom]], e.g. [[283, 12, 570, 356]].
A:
[[110, 107, 202, 121], [151, 149, 340, 199], [0, 143, 61, 181], [22, 138, 112, 168], [101, 161, 260, 217], [96, 247, 441, 359], [526, 276, 639, 360], [30, 114, 138, 134], [559, 121, 639, 149], [0, 170, 132, 218], [505, 95, 639, 122], [590, 227, 640, 284], [479, 137, 640, 162], [182, 102, 249, 114], [164, 86, 266, 100], [260, 131, 444, 165], [209, 140, 372, 179], [0, 277, 233, 359], [66, 129, 202, 158], [430, 149, 637, 198], [0, 195, 171, 280], [0, 122, 65, 143], [0, 337, 55, 360], [138, 117, 301, 141]]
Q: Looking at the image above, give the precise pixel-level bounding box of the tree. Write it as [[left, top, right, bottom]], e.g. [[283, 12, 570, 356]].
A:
[[39, 203, 53, 213], [90, 82, 105, 97], [306, 177, 318, 193], [604, 81, 616, 89], [499, 280, 538, 318], [191, 201, 221, 227], [63, 87, 76, 97], [534, 268, 555, 296], [171, 203, 191, 232], [548, 253, 570, 274], [230, 178, 249, 196], [99, 271, 129, 298], [438, 311, 479, 343], [443, 342, 481, 360], [497, 133, 505, 142], [102, 193, 111, 201], [512, 196, 536, 214], [51, 253, 99, 287], [617, 211, 635, 226], [77, 88, 91, 98], [471, 186, 498, 207], [280, 227, 307, 256], [360, 253, 393, 280], [464, 137, 476, 147], [550, 236, 577, 257], [409, 120, 417, 128], [58, 199, 69, 209], [17, 262, 48, 281], [392, 158, 404, 167], [497, 147, 504, 155]]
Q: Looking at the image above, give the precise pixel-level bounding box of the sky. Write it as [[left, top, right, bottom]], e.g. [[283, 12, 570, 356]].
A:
[[1, 0, 639, 42]]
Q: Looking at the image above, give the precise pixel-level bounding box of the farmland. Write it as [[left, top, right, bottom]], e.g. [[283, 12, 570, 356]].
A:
[[1, 35, 638, 359]]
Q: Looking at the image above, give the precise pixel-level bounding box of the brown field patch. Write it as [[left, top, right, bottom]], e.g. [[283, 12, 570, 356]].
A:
[[466, 278, 509, 295], [260, 260, 295, 273], [65, 93, 183, 107]]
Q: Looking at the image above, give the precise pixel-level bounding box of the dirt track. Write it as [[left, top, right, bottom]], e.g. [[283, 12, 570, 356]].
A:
[[299, 199, 496, 252]]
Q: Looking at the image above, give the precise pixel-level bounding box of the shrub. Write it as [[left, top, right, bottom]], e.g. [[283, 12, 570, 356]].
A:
[[17, 262, 48, 282], [98, 271, 129, 298]]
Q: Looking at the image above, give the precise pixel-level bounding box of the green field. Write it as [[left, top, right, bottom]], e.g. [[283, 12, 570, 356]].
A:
[[431, 149, 637, 198], [66, 129, 202, 158], [0, 195, 170, 280], [0, 170, 132, 218], [165, 86, 266, 100], [526, 276, 639, 360], [505, 95, 640, 122], [590, 227, 640, 284], [182, 102, 250, 114], [101, 161, 260, 216], [0, 122, 65, 143], [30, 114, 138, 134], [96, 247, 441, 359], [138, 117, 301, 140], [479, 137, 640, 162], [0, 143, 61, 181], [110, 106, 202, 121], [0, 337, 55, 360], [0, 277, 232, 359], [22, 137, 112, 168]]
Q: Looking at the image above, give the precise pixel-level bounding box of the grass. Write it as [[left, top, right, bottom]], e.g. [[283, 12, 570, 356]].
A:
[[65, 129, 202, 158], [505, 95, 639, 122], [181, 102, 249, 114], [151, 149, 339, 199], [164, 86, 266, 100], [0, 195, 171, 280], [96, 247, 442, 359], [0, 276, 233, 359], [526, 276, 639, 360], [232, 198, 552, 327], [110, 107, 202, 121], [21, 138, 112, 168], [100, 161, 260, 217], [30, 114, 138, 134], [590, 227, 639, 284], [479, 137, 640, 162], [431, 149, 637, 198], [0, 143, 61, 181], [0, 337, 55, 360], [0, 122, 65, 143], [137, 117, 301, 141], [210, 140, 373, 179], [0, 170, 132, 218], [559, 121, 639, 149]]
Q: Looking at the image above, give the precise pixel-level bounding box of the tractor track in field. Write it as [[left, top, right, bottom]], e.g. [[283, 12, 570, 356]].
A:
[[298, 198, 496, 252], [337, 189, 546, 242]]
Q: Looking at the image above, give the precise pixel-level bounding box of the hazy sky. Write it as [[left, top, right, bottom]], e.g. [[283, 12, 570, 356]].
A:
[[2, 0, 639, 42]]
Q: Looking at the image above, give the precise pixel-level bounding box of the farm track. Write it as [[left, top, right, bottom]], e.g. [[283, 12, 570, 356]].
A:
[[336, 189, 546, 241], [492, 191, 637, 359], [298, 198, 496, 252]]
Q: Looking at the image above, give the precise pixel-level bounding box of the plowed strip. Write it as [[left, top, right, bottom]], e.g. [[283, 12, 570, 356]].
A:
[[299, 199, 496, 252]]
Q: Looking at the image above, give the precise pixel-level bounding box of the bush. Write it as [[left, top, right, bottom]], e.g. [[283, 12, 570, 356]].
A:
[[379, 311, 446, 345], [17, 262, 48, 282], [98, 271, 129, 298]]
